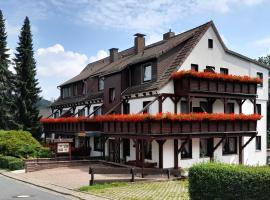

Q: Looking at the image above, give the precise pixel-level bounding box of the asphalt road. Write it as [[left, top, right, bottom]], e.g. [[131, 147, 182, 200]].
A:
[[0, 175, 71, 200]]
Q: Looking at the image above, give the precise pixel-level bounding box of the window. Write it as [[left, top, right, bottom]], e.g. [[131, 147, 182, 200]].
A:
[[123, 102, 130, 114], [181, 139, 192, 159], [143, 101, 151, 114], [93, 106, 102, 116], [94, 136, 102, 151], [191, 64, 198, 72], [225, 103, 235, 114], [109, 88, 116, 103], [62, 87, 72, 98], [220, 68, 228, 75], [181, 101, 188, 113], [223, 137, 237, 155], [256, 104, 261, 115], [200, 138, 213, 157], [208, 39, 213, 48], [78, 108, 85, 117], [256, 136, 261, 151], [53, 111, 60, 118], [98, 77, 104, 91], [200, 101, 211, 113], [144, 141, 152, 160], [257, 72, 263, 87], [143, 64, 152, 82], [206, 66, 215, 72], [123, 139, 130, 157]]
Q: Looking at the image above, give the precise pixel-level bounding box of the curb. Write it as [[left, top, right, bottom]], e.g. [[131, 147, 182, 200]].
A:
[[0, 171, 105, 200]]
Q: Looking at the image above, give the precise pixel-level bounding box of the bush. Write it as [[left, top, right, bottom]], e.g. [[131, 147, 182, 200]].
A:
[[0, 130, 51, 158], [189, 162, 270, 200], [0, 155, 23, 170]]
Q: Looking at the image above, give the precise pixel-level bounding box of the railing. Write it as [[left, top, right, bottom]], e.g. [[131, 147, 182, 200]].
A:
[[174, 76, 258, 96], [103, 120, 257, 135]]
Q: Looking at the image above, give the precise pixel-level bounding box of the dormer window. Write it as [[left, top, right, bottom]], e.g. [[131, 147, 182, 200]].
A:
[[98, 77, 104, 91], [208, 39, 213, 49], [109, 88, 116, 103], [143, 63, 152, 82]]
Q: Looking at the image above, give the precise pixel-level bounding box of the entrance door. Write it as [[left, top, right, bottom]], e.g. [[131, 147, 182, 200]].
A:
[[108, 139, 120, 163]]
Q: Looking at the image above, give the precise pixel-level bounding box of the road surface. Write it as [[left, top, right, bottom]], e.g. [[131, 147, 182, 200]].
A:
[[0, 175, 71, 200]]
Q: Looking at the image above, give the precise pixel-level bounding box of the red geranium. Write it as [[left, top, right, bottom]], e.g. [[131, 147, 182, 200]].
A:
[[171, 70, 262, 84]]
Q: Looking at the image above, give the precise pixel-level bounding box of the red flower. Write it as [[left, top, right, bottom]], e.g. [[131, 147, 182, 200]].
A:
[[171, 70, 262, 84], [40, 113, 262, 124]]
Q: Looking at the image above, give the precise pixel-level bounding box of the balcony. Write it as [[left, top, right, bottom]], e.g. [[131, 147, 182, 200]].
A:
[[101, 113, 260, 138], [172, 70, 261, 98], [41, 113, 261, 138]]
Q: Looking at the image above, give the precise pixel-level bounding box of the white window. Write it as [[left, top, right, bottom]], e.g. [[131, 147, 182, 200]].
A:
[[143, 64, 152, 82], [98, 77, 104, 91]]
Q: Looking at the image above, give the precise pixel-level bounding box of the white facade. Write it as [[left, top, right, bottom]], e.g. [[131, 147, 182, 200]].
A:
[[51, 25, 268, 168]]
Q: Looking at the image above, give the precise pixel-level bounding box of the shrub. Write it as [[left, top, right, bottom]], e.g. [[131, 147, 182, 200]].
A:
[[189, 162, 270, 200], [0, 155, 23, 170], [0, 130, 51, 159]]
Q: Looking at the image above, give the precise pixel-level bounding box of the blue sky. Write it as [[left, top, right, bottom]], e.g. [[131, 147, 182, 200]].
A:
[[1, 0, 270, 100]]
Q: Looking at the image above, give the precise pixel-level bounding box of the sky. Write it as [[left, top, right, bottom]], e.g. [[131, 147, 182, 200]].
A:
[[1, 0, 270, 100]]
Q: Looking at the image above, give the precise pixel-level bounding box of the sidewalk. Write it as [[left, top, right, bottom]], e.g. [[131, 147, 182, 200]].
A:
[[0, 170, 106, 200]]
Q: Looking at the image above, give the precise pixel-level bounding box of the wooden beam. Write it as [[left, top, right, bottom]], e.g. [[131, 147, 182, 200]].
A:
[[156, 140, 166, 168], [239, 136, 243, 164], [241, 134, 256, 150], [137, 95, 159, 114], [211, 137, 225, 161], [174, 139, 178, 169]]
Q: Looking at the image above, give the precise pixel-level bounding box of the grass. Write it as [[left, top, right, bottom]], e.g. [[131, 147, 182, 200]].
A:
[[79, 180, 189, 200]]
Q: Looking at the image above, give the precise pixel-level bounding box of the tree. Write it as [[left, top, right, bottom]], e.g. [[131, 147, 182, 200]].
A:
[[258, 55, 270, 66], [0, 10, 17, 130], [14, 17, 41, 137]]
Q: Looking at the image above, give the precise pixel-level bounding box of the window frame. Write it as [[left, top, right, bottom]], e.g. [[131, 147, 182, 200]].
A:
[[109, 88, 116, 103], [208, 39, 213, 49], [200, 138, 213, 158], [256, 104, 261, 115], [220, 68, 229, 75], [255, 136, 261, 151], [191, 64, 199, 72], [257, 72, 263, 87], [142, 63, 152, 83], [181, 139, 192, 159], [98, 77, 105, 91], [226, 102, 235, 114], [206, 66, 215, 72], [94, 136, 102, 151], [222, 137, 237, 155]]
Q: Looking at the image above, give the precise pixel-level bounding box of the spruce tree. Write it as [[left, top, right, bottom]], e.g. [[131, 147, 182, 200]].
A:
[[0, 10, 16, 130], [14, 17, 41, 137]]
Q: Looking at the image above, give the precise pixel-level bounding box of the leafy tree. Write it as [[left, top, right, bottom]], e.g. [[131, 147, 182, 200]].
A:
[[14, 17, 41, 137], [0, 10, 17, 130], [258, 55, 270, 66]]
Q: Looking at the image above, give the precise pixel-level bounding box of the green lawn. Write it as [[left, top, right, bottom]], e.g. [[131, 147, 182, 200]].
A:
[[79, 180, 189, 200]]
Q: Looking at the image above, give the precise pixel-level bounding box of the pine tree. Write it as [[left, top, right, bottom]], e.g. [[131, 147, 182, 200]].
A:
[[14, 17, 41, 137], [0, 10, 16, 130]]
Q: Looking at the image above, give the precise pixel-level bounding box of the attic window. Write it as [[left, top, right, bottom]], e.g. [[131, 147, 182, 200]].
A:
[[143, 63, 152, 82], [191, 64, 198, 72], [208, 39, 213, 49]]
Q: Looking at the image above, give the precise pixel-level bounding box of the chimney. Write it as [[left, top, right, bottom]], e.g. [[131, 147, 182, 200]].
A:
[[134, 33, 145, 54], [109, 48, 119, 63], [163, 29, 175, 40]]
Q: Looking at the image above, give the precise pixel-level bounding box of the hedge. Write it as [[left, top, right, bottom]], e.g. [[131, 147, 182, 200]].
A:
[[0, 155, 24, 170], [189, 162, 270, 200], [0, 130, 51, 158]]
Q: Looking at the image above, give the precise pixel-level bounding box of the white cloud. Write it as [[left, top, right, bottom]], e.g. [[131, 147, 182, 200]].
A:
[[89, 50, 108, 63], [36, 44, 89, 78], [6, 22, 20, 36], [254, 37, 270, 47]]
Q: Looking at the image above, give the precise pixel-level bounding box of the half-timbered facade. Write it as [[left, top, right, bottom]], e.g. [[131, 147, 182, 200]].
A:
[[42, 21, 269, 168]]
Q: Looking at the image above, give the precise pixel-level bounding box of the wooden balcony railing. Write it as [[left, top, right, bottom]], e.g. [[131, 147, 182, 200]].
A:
[[41, 113, 261, 136], [172, 70, 261, 97], [103, 120, 257, 136]]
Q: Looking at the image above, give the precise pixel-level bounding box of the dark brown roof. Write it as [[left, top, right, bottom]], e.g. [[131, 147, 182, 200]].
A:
[[59, 21, 211, 87], [51, 92, 103, 108]]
